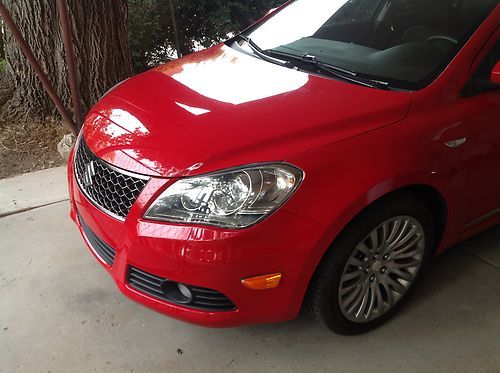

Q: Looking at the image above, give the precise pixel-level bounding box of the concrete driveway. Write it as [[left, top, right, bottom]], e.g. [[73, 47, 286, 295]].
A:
[[1, 168, 499, 373]]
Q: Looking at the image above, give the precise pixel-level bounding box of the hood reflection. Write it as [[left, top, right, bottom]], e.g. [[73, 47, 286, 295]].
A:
[[165, 45, 309, 105], [175, 102, 211, 116], [107, 108, 149, 135]]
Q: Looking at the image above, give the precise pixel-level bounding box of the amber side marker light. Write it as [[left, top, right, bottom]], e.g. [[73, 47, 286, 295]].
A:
[[241, 273, 283, 290]]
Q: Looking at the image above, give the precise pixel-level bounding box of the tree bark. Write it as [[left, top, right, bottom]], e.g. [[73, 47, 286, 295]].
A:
[[1, 0, 133, 121]]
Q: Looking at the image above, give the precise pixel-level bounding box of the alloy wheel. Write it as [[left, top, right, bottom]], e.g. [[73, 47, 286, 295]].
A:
[[338, 216, 425, 323]]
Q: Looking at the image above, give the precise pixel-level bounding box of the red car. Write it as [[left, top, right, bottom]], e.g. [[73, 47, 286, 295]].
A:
[[69, 0, 500, 334]]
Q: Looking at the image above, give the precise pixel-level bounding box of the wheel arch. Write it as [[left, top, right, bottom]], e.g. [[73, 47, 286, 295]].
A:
[[380, 184, 448, 254], [300, 183, 446, 300], [315, 182, 449, 261]]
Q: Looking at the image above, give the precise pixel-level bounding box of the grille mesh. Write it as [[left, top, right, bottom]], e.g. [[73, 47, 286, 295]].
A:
[[74, 139, 149, 219]]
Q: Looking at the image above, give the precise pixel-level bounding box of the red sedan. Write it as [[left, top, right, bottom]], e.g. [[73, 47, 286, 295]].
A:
[[68, 0, 500, 334]]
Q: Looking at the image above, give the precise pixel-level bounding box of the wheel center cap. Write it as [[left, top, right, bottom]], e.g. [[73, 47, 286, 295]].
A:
[[372, 261, 383, 272]]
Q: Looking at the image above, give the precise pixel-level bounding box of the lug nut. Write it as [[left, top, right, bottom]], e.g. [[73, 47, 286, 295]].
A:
[[381, 267, 387, 274], [383, 254, 389, 260], [370, 275, 375, 282]]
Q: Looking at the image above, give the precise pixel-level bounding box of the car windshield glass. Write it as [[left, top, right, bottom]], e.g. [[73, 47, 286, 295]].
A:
[[244, 0, 497, 89]]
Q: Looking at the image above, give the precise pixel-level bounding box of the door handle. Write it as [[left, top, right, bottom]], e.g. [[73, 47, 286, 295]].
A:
[[445, 138, 467, 148]]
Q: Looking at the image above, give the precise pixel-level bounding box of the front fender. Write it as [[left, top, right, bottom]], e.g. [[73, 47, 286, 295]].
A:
[[281, 116, 468, 306]]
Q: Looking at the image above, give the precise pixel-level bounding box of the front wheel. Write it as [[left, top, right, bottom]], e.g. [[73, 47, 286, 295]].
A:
[[307, 192, 434, 334]]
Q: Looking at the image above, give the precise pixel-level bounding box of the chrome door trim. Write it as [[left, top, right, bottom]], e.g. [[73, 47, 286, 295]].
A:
[[445, 138, 467, 148], [465, 206, 500, 229]]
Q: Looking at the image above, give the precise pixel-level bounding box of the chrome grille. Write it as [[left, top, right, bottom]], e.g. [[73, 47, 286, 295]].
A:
[[74, 139, 150, 220]]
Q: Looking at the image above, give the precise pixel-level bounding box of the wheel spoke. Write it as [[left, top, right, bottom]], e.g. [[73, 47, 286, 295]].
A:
[[386, 219, 401, 245], [369, 229, 379, 251], [385, 276, 405, 293], [379, 222, 389, 250], [379, 277, 394, 306], [345, 280, 368, 315], [390, 257, 421, 269], [391, 235, 422, 258], [340, 280, 362, 296], [342, 285, 363, 308], [355, 288, 370, 318], [356, 242, 371, 257], [390, 268, 414, 282], [365, 284, 377, 318], [392, 248, 422, 260], [342, 269, 363, 282], [391, 225, 418, 251], [387, 219, 410, 250], [347, 256, 363, 267], [373, 281, 384, 315]]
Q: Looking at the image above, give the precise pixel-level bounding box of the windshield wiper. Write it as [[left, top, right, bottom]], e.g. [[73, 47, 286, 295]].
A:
[[268, 50, 391, 90], [234, 34, 298, 70]]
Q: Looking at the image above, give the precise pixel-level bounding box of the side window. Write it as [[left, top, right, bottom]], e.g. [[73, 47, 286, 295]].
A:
[[469, 40, 499, 96]]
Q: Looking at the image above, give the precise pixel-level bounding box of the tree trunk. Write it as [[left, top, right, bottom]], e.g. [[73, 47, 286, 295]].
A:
[[1, 0, 133, 121]]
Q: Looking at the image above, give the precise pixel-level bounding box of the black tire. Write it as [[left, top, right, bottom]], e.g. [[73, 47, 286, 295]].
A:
[[306, 191, 435, 335]]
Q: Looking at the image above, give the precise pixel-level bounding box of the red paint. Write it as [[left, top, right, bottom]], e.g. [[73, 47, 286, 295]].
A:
[[69, 4, 500, 327], [492, 61, 500, 85]]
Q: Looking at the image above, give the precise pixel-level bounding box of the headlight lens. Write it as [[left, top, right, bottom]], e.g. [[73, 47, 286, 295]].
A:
[[144, 164, 303, 228]]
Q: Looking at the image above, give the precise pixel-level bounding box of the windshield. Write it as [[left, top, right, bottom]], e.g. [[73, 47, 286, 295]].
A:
[[243, 0, 498, 89]]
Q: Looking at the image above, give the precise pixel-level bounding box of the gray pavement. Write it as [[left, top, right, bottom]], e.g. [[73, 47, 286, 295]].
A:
[[0, 167, 68, 217], [0, 169, 499, 373]]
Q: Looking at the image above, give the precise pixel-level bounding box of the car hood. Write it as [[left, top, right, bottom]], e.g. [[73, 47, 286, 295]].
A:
[[83, 43, 411, 177]]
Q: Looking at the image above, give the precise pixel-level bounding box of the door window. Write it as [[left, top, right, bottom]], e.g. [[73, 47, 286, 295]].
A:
[[469, 40, 499, 95]]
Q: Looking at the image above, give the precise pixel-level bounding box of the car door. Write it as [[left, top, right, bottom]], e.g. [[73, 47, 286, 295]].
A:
[[462, 36, 500, 230]]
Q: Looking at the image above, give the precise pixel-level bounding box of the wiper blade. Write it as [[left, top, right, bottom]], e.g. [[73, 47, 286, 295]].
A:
[[313, 57, 391, 90], [235, 34, 297, 70], [268, 50, 391, 90]]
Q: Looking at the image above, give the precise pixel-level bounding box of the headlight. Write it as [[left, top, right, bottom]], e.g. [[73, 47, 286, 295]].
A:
[[144, 164, 303, 228]]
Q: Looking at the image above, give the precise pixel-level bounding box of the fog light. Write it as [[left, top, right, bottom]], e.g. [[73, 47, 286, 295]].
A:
[[177, 283, 193, 301], [160, 280, 193, 304]]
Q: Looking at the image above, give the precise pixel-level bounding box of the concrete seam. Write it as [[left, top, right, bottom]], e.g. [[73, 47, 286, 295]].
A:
[[462, 247, 500, 270], [0, 199, 69, 218]]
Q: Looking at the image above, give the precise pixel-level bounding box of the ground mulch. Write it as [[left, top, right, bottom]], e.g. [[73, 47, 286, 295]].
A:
[[0, 118, 68, 179]]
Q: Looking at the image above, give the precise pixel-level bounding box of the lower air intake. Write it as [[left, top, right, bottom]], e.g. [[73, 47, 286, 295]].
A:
[[127, 266, 237, 312]]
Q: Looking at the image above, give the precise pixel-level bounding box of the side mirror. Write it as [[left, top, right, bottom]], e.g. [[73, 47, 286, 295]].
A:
[[491, 61, 500, 85]]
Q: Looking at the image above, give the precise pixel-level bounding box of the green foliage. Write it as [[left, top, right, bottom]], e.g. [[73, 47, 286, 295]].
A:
[[128, 0, 285, 72], [128, 0, 167, 72]]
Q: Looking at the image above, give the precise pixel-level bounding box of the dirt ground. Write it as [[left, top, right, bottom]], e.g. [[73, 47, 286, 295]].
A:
[[0, 118, 68, 179]]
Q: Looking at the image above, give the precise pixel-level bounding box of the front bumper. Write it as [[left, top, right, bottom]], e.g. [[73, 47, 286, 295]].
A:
[[67, 152, 329, 327]]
